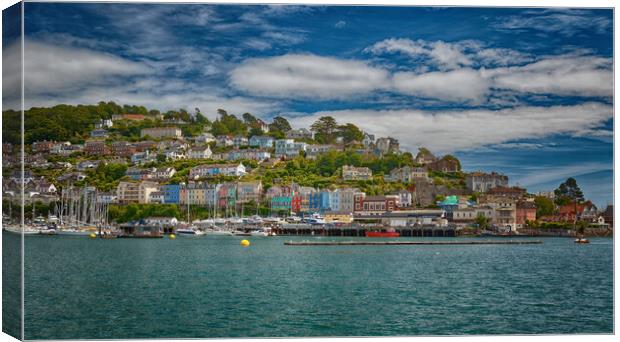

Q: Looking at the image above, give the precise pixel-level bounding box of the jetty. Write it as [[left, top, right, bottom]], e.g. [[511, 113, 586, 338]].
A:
[[284, 240, 543, 246]]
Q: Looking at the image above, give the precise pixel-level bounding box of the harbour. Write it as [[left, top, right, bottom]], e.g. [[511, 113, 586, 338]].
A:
[[6, 232, 612, 339], [284, 240, 543, 246]]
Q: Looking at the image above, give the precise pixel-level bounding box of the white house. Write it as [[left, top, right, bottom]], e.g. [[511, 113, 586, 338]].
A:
[[188, 146, 213, 159]]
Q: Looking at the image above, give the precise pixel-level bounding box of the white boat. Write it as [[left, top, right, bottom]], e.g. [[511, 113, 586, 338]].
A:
[[176, 228, 206, 236], [206, 228, 234, 236], [249, 229, 268, 237], [56, 229, 93, 236], [3, 225, 40, 235], [263, 217, 284, 224]]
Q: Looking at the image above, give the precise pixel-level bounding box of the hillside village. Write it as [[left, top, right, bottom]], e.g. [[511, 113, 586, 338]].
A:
[[1, 103, 614, 234]]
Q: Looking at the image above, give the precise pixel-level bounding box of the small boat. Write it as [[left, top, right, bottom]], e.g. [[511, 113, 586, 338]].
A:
[[56, 229, 93, 236], [574, 238, 590, 244], [233, 230, 251, 236], [176, 228, 206, 236], [249, 230, 268, 237], [39, 228, 57, 235], [365, 229, 400, 238], [205, 228, 234, 236]]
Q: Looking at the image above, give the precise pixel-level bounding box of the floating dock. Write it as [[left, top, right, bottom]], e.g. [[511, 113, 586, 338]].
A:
[[284, 240, 543, 246]]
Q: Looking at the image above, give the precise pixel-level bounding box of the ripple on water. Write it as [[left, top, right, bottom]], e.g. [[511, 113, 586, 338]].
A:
[[8, 234, 612, 339]]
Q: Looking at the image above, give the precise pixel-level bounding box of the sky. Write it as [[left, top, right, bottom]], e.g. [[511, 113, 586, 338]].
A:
[[1, 3, 614, 207]]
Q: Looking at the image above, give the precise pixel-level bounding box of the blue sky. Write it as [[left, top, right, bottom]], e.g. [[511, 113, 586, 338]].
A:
[[2, 3, 613, 206]]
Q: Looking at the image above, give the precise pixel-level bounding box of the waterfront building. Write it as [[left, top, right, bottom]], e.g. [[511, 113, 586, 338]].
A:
[[465, 172, 509, 193], [394, 190, 413, 208], [355, 209, 446, 227], [186, 182, 208, 205], [139, 181, 160, 204], [271, 196, 292, 212], [140, 127, 182, 139], [144, 217, 178, 227], [249, 135, 274, 149], [486, 186, 526, 199], [484, 195, 517, 230], [162, 184, 180, 204], [189, 163, 246, 179], [149, 191, 165, 204], [324, 212, 354, 223], [217, 183, 237, 210], [342, 165, 373, 181], [237, 181, 263, 204], [361, 195, 399, 215], [309, 191, 331, 213], [516, 201, 537, 228], [117, 181, 140, 204]]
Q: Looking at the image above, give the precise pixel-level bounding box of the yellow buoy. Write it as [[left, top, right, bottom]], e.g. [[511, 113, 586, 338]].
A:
[[169, 234, 176, 239], [89, 233, 97, 239], [240, 239, 250, 247]]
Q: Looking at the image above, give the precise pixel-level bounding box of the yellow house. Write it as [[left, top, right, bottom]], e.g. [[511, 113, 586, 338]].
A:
[[325, 212, 353, 223]]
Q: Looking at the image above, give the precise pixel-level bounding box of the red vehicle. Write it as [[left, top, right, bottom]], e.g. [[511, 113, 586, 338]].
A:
[[365, 230, 400, 238]]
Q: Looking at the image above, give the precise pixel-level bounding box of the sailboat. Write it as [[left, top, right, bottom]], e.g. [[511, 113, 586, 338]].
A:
[[176, 187, 205, 236]]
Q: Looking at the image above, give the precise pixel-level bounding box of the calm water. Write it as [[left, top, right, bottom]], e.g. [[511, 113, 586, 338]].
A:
[[6, 232, 615, 339]]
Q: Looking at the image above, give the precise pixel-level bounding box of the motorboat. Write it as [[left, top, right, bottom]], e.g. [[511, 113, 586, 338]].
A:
[[176, 228, 206, 236], [575, 238, 590, 244], [205, 228, 234, 236], [249, 230, 268, 237]]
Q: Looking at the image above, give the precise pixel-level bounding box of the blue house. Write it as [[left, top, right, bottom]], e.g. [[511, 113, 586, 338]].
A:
[[309, 191, 331, 213], [162, 184, 180, 204], [249, 136, 274, 149]]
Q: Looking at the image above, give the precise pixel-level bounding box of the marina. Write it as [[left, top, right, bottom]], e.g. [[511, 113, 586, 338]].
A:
[[284, 240, 543, 246], [6, 232, 612, 339]]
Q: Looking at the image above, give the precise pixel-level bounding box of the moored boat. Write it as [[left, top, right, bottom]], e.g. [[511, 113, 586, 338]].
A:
[[365, 229, 400, 238], [176, 228, 206, 236]]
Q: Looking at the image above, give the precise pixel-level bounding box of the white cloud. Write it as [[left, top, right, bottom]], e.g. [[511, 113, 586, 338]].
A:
[[2, 39, 150, 107], [392, 68, 490, 102], [494, 9, 611, 36], [288, 103, 612, 154], [364, 38, 531, 69], [489, 56, 613, 97], [229, 54, 390, 99]]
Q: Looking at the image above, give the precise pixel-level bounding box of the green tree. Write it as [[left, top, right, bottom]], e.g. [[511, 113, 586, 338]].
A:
[[534, 196, 555, 218], [554, 177, 584, 205], [475, 214, 490, 231], [337, 123, 364, 143], [269, 116, 292, 133], [311, 116, 338, 143]]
